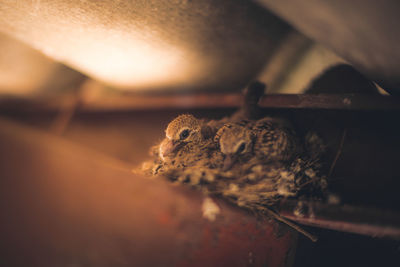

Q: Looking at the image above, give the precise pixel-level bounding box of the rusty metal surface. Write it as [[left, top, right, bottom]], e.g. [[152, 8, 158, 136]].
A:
[[259, 94, 400, 110], [0, 117, 297, 267], [278, 200, 400, 240], [1, 94, 400, 112]]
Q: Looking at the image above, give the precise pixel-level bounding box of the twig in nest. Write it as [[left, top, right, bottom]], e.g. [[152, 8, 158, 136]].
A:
[[328, 128, 347, 179], [298, 178, 315, 189], [265, 208, 318, 242]]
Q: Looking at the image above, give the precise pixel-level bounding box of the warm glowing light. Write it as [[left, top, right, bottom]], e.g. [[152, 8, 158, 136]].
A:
[[61, 29, 194, 89], [0, 0, 214, 91]]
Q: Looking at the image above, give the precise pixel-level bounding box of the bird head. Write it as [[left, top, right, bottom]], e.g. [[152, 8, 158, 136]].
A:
[[215, 122, 255, 171], [159, 114, 204, 159]]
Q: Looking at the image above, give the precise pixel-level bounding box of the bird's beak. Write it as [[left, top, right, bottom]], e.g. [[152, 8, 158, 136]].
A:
[[223, 154, 238, 171], [159, 139, 181, 159]]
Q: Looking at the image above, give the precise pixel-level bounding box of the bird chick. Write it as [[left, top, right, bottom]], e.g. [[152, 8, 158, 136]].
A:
[[159, 114, 215, 161], [215, 117, 301, 171], [150, 114, 225, 185], [215, 120, 255, 170], [252, 117, 301, 162]]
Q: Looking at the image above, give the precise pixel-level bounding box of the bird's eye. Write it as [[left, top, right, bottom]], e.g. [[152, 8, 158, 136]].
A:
[[179, 129, 190, 140], [236, 142, 246, 154]]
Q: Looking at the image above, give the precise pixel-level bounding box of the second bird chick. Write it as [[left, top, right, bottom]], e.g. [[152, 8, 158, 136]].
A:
[[215, 117, 301, 171]]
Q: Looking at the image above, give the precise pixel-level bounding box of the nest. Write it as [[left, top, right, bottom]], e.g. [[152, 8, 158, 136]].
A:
[[137, 82, 329, 241]]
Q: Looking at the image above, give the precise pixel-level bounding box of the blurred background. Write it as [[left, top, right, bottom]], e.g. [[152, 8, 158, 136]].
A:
[[2, 0, 395, 98], [0, 0, 400, 266]]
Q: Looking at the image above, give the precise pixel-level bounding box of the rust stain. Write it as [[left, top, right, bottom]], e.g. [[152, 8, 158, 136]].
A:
[[157, 211, 173, 226], [178, 219, 295, 267]]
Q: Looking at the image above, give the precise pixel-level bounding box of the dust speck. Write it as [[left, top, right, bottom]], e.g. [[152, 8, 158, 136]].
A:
[[202, 197, 220, 221]]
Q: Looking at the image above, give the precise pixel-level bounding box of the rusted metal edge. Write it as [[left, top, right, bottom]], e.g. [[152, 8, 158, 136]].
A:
[[0, 117, 297, 266], [278, 200, 400, 239], [0, 93, 399, 112], [259, 94, 400, 110]]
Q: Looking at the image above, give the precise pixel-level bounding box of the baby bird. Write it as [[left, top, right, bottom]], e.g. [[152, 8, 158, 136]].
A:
[[215, 117, 301, 171], [253, 117, 301, 162], [212, 117, 326, 209], [152, 114, 225, 185], [159, 114, 216, 161], [215, 120, 254, 168]]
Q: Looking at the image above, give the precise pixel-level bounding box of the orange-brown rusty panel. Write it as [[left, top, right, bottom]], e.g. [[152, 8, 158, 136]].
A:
[[0, 118, 297, 267]]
